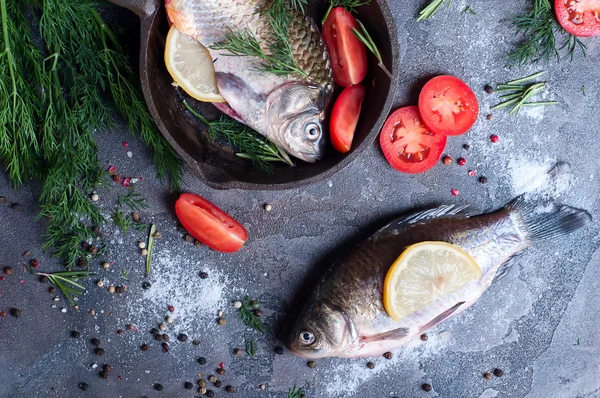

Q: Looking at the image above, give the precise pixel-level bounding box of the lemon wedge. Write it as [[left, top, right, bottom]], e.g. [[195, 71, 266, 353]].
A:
[[383, 241, 481, 322], [164, 25, 225, 103]]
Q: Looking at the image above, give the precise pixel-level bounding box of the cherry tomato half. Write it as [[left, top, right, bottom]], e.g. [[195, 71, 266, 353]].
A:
[[175, 193, 248, 253], [322, 7, 368, 87], [555, 0, 600, 37], [418, 75, 479, 137], [379, 106, 447, 174], [330, 84, 366, 153]]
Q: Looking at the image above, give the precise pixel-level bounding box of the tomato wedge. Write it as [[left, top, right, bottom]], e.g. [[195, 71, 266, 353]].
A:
[[322, 7, 368, 87], [175, 193, 248, 253], [555, 0, 600, 37], [379, 106, 447, 174], [418, 75, 479, 137], [330, 84, 366, 153]]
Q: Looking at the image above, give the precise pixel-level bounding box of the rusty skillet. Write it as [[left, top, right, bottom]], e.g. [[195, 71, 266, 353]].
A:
[[109, 0, 398, 190]]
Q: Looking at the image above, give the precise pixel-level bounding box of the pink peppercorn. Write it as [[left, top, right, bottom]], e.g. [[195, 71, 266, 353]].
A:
[[451, 189, 460, 196], [457, 158, 466, 166], [490, 135, 499, 143]]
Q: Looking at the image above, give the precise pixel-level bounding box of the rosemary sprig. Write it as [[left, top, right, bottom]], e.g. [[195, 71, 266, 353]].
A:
[[322, 0, 371, 24], [120, 270, 129, 280], [492, 71, 558, 114], [238, 297, 265, 333], [145, 224, 156, 278], [37, 270, 92, 306], [183, 100, 293, 173], [352, 19, 392, 80], [288, 385, 305, 398], [418, 0, 452, 21], [111, 208, 134, 236], [245, 336, 257, 358], [119, 188, 149, 212], [507, 0, 586, 66]]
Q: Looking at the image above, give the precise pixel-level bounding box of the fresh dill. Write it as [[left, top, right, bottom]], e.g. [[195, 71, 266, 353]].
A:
[[119, 270, 129, 280], [245, 336, 257, 358], [507, 0, 586, 66], [288, 385, 305, 398], [111, 208, 135, 236], [37, 270, 92, 306], [462, 6, 476, 15], [322, 0, 371, 24], [119, 188, 149, 212], [581, 85, 585, 96], [574, 338, 581, 346], [492, 71, 558, 114], [183, 100, 293, 173], [418, 0, 452, 21], [238, 297, 266, 333], [145, 224, 156, 278], [352, 19, 393, 79]]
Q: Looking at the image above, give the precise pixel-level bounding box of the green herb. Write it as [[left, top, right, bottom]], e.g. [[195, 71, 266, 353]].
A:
[[492, 71, 558, 114], [288, 385, 305, 398], [574, 338, 581, 346], [146, 224, 156, 278], [245, 336, 257, 358], [120, 270, 129, 280], [418, 0, 452, 21], [352, 19, 392, 80], [119, 188, 149, 212], [462, 6, 476, 15], [507, 0, 586, 66], [183, 100, 293, 173], [581, 85, 585, 96], [111, 208, 135, 236], [322, 0, 371, 24], [37, 270, 92, 306], [238, 297, 265, 333]]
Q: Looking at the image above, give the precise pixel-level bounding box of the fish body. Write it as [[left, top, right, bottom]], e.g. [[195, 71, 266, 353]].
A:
[[287, 199, 591, 358], [166, 0, 333, 162]]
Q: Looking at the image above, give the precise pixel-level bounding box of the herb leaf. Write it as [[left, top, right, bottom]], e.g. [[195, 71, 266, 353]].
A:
[[492, 71, 558, 114], [245, 336, 257, 358], [322, 0, 371, 24], [238, 297, 265, 333], [418, 0, 452, 21], [38, 270, 93, 306], [352, 19, 393, 79], [288, 385, 306, 398], [146, 224, 156, 278]]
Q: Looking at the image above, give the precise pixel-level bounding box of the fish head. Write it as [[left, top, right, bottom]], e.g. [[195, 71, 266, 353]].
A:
[[286, 300, 357, 358], [266, 82, 327, 163]]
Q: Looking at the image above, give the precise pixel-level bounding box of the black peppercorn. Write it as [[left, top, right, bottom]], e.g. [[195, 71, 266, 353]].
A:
[[9, 308, 21, 318], [422, 383, 432, 392], [206, 390, 215, 397], [192, 339, 200, 346], [420, 333, 428, 341], [214, 380, 222, 388], [178, 334, 188, 342], [154, 383, 164, 391], [4, 267, 14, 275], [162, 342, 169, 352], [216, 368, 225, 376], [116, 329, 124, 335], [184, 381, 193, 390], [39, 275, 48, 283], [463, 144, 471, 150], [95, 348, 105, 356], [184, 234, 194, 242], [71, 330, 81, 339], [198, 357, 207, 365], [115, 285, 125, 294], [99, 370, 108, 379], [79, 382, 89, 391], [225, 385, 236, 393], [141, 344, 150, 352], [307, 361, 317, 369], [162, 334, 170, 342], [11, 203, 22, 211], [493, 368, 504, 377], [484, 85, 494, 94], [383, 352, 392, 360], [142, 281, 152, 290], [479, 176, 488, 184], [199, 271, 209, 279], [366, 362, 375, 369], [103, 365, 112, 373], [48, 286, 56, 294], [274, 346, 284, 355], [91, 338, 101, 347], [483, 372, 493, 380], [0, 196, 7, 203]]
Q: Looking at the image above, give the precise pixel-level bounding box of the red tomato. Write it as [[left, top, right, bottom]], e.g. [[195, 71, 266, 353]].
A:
[[379, 106, 447, 174], [322, 7, 368, 87], [418, 75, 479, 137], [330, 84, 366, 153], [555, 0, 600, 37], [175, 193, 248, 253]]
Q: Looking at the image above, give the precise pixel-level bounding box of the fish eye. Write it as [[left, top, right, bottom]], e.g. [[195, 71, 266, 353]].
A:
[[304, 123, 321, 141], [300, 331, 315, 344]]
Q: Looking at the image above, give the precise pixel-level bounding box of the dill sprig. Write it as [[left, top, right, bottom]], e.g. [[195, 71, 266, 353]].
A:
[[507, 0, 586, 66], [37, 270, 93, 306], [183, 100, 293, 173], [492, 71, 558, 114], [418, 0, 452, 21], [111, 208, 135, 236], [462, 6, 476, 15], [245, 336, 257, 358], [322, 0, 371, 24], [352, 19, 392, 79], [288, 385, 305, 398], [145, 224, 156, 278], [119, 188, 149, 212], [238, 297, 266, 333]]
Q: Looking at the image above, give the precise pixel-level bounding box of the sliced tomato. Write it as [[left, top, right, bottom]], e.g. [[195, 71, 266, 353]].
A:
[[379, 106, 447, 174], [555, 0, 600, 37], [322, 7, 368, 87], [330, 84, 366, 153], [175, 193, 248, 253], [418, 75, 479, 137]]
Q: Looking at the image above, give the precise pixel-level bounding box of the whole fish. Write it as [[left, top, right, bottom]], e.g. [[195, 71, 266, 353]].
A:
[[166, 0, 333, 163], [287, 197, 591, 358]]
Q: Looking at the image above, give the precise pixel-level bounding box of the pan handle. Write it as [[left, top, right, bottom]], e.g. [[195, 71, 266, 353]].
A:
[[108, 0, 160, 18]]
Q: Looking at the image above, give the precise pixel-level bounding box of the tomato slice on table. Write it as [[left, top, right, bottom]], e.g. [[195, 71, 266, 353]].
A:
[[555, 0, 600, 37], [322, 7, 368, 87], [330, 84, 366, 153], [418, 75, 479, 136], [379, 106, 447, 174], [175, 193, 248, 253]]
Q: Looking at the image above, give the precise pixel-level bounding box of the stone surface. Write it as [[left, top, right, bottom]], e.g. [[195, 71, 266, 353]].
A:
[[1, 1, 600, 397]]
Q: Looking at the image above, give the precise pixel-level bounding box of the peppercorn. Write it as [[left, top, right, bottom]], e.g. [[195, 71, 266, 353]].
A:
[[9, 308, 21, 318], [115, 285, 125, 294], [184, 234, 194, 242], [217, 318, 226, 326], [451, 188, 460, 196], [233, 301, 242, 309], [0, 311, 5, 318], [127, 324, 134, 331], [71, 330, 81, 339], [274, 346, 284, 355], [216, 368, 225, 376], [141, 344, 150, 352], [88, 245, 98, 255], [0, 196, 6, 203], [214, 380, 222, 388], [48, 286, 56, 294], [39, 275, 48, 283], [194, 240, 202, 247], [225, 385, 236, 393], [422, 383, 432, 392], [307, 361, 317, 369], [442, 155, 453, 165], [366, 362, 375, 369], [151, 328, 160, 337], [99, 370, 109, 379], [77, 257, 88, 268], [233, 348, 242, 356], [383, 352, 393, 360], [253, 309, 262, 317], [457, 157, 466, 166], [4, 267, 13, 275], [198, 387, 207, 395], [116, 329, 124, 335], [89, 309, 95, 316], [479, 176, 488, 184], [199, 271, 209, 279], [132, 212, 140, 222], [490, 134, 499, 143], [154, 383, 164, 391], [206, 390, 215, 397], [79, 382, 89, 391], [487, 114, 494, 121], [91, 226, 100, 234], [141, 248, 148, 256], [153, 231, 162, 239], [483, 372, 493, 380], [192, 340, 200, 346], [420, 333, 428, 341], [198, 380, 207, 388], [95, 348, 105, 356], [484, 85, 494, 94], [162, 334, 170, 342], [162, 342, 169, 352], [30, 259, 39, 268], [11, 203, 22, 211], [108, 286, 116, 294], [184, 381, 193, 390], [178, 333, 188, 342], [207, 375, 217, 384], [198, 357, 207, 365], [259, 384, 266, 390], [103, 365, 112, 373], [493, 368, 504, 377], [91, 338, 101, 347]]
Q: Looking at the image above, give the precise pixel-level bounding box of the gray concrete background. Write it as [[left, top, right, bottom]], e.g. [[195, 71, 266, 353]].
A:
[[1, 0, 600, 397]]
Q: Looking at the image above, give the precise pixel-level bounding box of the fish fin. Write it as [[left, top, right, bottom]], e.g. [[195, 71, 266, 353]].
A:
[[362, 327, 409, 343], [374, 205, 471, 238], [507, 196, 592, 241], [492, 256, 520, 284], [419, 301, 465, 334], [214, 72, 266, 132]]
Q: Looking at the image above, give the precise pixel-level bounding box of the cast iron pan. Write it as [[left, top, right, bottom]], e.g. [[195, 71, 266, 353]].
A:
[[109, 0, 398, 190]]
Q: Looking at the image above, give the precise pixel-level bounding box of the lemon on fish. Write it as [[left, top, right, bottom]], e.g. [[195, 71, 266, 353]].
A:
[[383, 241, 481, 322], [164, 25, 225, 103]]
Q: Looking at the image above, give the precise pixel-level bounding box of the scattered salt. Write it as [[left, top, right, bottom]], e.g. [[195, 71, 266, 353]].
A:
[[127, 151, 133, 158]]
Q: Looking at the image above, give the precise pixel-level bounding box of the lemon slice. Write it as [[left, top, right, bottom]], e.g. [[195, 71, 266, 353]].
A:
[[383, 242, 481, 322], [164, 25, 225, 102]]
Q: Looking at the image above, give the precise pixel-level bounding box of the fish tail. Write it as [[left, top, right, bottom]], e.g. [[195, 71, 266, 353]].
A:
[[507, 196, 592, 241]]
